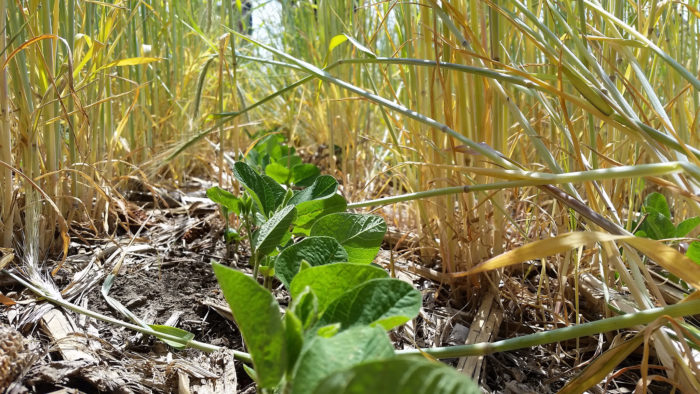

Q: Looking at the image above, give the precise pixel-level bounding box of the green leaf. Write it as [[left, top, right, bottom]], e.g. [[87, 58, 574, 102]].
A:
[[282, 188, 295, 206], [224, 228, 242, 243], [641, 212, 676, 240], [317, 323, 340, 338], [292, 163, 321, 187], [284, 312, 304, 374], [634, 230, 648, 238], [206, 186, 241, 215], [290, 286, 319, 330], [148, 324, 195, 349], [686, 242, 700, 265], [233, 162, 285, 216], [254, 205, 297, 257], [274, 236, 348, 288], [677, 217, 700, 238], [259, 265, 274, 277], [261, 175, 287, 210], [264, 135, 288, 162], [328, 34, 349, 53], [294, 194, 347, 234], [243, 364, 257, 382], [244, 148, 261, 170], [290, 263, 388, 312], [277, 154, 303, 169], [265, 162, 291, 184], [643, 192, 671, 218], [291, 326, 394, 394], [288, 175, 338, 206], [97, 56, 162, 70], [317, 278, 421, 331], [312, 357, 481, 394], [310, 213, 386, 264], [212, 263, 286, 388]]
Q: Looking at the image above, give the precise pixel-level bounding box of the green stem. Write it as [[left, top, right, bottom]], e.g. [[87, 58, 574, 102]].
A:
[[397, 299, 700, 359], [348, 182, 529, 209], [0, 0, 11, 248], [613, 114, 700, 160], [224, 214, 231, 258], [347, 162, 689, 209], [252, 251, 260, 279], [263, 272, 271, 290]]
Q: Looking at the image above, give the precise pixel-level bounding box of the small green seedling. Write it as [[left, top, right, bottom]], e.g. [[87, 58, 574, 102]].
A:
[[208, 154, 350, 284], [633, 192, 700, 288], [634, 192, 700, 241], [209, 159, 480, 393], [244, 132, 321, 187]]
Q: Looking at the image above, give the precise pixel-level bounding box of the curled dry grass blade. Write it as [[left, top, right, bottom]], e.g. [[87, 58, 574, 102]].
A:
[[559, 334, 646, 394], [449, 231, 700, 290]]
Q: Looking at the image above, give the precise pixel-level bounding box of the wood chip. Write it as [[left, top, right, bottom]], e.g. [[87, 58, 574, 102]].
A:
[[457, 290, 503, 382], [41, 309, 97, 362]]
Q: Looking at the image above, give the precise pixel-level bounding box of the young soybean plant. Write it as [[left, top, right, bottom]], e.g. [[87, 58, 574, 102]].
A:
[[209, 161, 479, 393], [243, 132, 322, 188]]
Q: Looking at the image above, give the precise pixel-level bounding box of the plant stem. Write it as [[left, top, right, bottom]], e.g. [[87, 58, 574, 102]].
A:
[[347, 161, 689, 209], [348, 182, 529, 209], [0, 0, 12, 248], [252, 251, 260, 279], [224, 214, 231, 258], [397, 299, 700, 359], [263, 273, 271, 290]]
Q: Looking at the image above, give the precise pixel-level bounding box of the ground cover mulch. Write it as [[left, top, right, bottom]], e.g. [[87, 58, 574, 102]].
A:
[[0, 179, 673, 393]]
